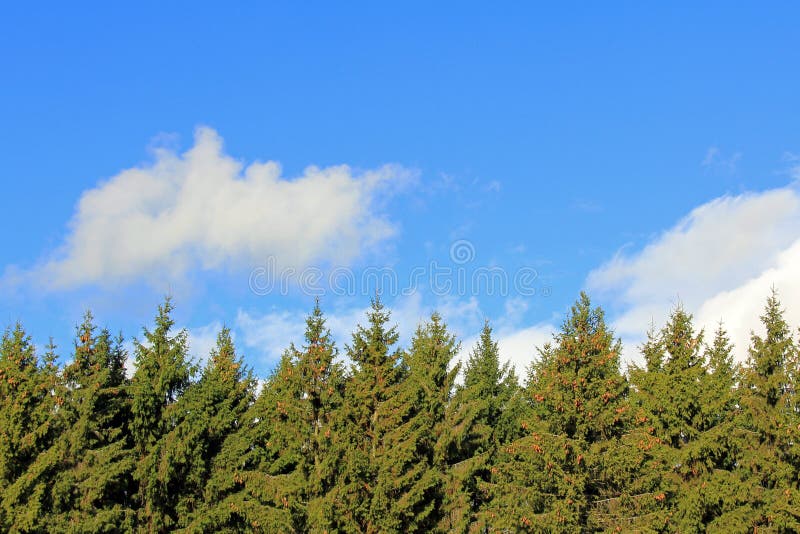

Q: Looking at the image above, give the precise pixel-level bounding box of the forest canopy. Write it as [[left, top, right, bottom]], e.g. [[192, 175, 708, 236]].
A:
[[1, 290, 799, 533]]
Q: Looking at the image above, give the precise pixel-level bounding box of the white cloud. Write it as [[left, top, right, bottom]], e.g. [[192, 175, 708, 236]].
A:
[[587, 185, 800, 365], [456, 323, 555, 380], [17, 127, 412, 290], [495, 324, 555, 377], [485, 180, 502, 193], [693, 239, 800, 365], [187, 320, 224, 369], [701, 147, 721, 167], [236, 308, 307, 363]]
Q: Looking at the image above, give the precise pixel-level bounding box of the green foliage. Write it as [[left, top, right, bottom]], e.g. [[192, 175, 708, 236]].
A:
[[1, 291, 800, 532], [131, 298, 196, 532], [481, 293, 669, 532], [0, 327, 62, 532], [197, 353, 300, 533], [327, 296, 405, 532], [439, 321, 522, 531], [726, 290, 800, 531], [39, 314, 135, 532], [368, 312, 460, 532]]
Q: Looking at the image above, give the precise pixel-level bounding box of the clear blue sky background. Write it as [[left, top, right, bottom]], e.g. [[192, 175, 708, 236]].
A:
[[1, 3, 798, 375]]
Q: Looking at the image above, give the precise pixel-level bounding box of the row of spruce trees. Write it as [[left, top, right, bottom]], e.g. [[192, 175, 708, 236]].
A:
[[0, 290, 799, 532]]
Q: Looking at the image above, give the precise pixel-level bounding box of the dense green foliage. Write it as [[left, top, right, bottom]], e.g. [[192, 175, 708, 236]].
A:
[[1, 290, 800, 532]]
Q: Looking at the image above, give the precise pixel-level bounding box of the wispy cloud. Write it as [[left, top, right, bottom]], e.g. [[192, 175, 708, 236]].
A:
[[570, 198, 603, 213], [484, 180, 502, 193], [236, 291, 556, 377], [701, 146, 741, 173], [783, 152, 800, 182], [187, 320, 224, 368]]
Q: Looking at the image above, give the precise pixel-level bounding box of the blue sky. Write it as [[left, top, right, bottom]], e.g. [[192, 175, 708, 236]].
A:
[[2, 3, 799, 376]]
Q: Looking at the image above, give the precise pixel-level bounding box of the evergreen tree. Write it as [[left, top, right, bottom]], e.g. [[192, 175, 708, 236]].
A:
[[482, 293, 664, 531], [629, 308, 712, 531], [721, 290, 800, 531], [290, 301, 345, 531], [142, 327, 257, 531], [130, 298, 194, 532], [39, 314, 135, 532], [634, 308, 706, 450], [327, 296, 405, 532], [674, 323, 743, 532], [702, 324, 739, 431], [630, 311, 750, 532], [0, 327, 62, 532], [439, 321, 522, 531], [369, 313, 460, 532], [198, 353, 300, 532], [197, 302, 342, 533]]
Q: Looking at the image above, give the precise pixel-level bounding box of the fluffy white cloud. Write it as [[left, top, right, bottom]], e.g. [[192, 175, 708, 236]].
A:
[[24, 127, 412, 289], [587, 185, 800, 365]]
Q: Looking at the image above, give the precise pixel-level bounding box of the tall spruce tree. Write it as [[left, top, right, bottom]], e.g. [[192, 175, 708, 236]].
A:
[[327, 296, 405, 532], [629, 311, 749, 532], [482, 293, 665, 531], [290, 301, 345, 531], [439, 321, 523, 531], [0, 327, 62, 532], [722, 290, 800, 531], [628, 308, 712, 531], [198, 353, 300, 532], [130, 298, 194, 532], [671, 323, 742, 532], [20, 313, 135, 532], [141, 327, 256, 531], [369, 313, 460, 532], [197, 302, 343, 533]]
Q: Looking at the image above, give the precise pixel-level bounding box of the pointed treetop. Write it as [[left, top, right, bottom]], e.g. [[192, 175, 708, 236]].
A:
[[464, 320, 504, 391], [759, 287, 790, 345], [304, 298, 331, 348], [706, 322, 735, 375], [1, 323, 37, 368]]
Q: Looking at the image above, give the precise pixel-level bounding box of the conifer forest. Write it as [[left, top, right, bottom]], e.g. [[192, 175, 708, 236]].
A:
[[2, 290, 799, 533]]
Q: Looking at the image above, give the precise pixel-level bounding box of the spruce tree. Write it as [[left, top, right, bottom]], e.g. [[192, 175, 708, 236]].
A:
[[289, 301, 345, 531], [141, 326, 256, 531], [439, 321, 522, 531], [721, 290, 800, 531], [628, 308, 712, 531], [629, 311, 751, 531], [482, 293, 664, 531], [327, 296, 405, 532], [197, 353, 300, 532], [130, 298, 194, 532], [369, 313, 460, 532], [35, 313, 135, 532], [197, 302, 342, 533], [0, 327, 62, 532], [672, 324, 742, 532]]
